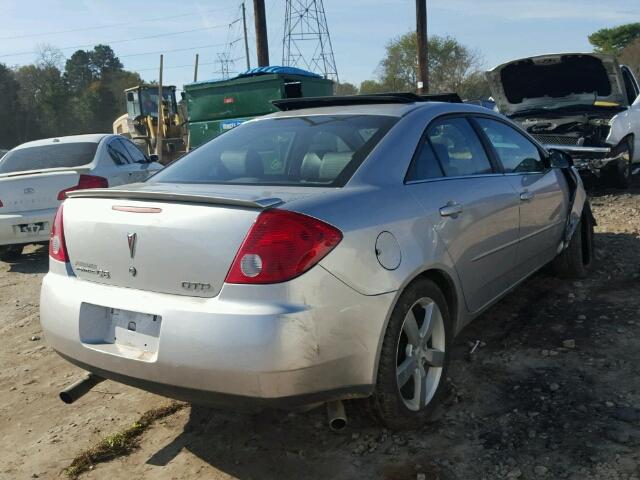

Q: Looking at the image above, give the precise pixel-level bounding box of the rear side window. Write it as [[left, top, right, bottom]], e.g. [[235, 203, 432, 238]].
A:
[[0, 142, 98, 174], [120, 138, 148, 163], [107, 139, 132, 165], [427, 118, 492, 177], [475, 118, 545, 173], [152, 115, 397, 187], [406, 138, 443, 181]]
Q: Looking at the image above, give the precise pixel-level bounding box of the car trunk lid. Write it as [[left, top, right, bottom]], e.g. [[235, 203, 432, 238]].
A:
[[0, 169, 85, 213], [486, 53, 628, 116], [62, 183, 321, 298]]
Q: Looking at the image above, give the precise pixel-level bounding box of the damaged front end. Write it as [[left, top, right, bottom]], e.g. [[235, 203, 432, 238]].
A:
[[486, 53, 633, 183], [519, 111, 628, 179]]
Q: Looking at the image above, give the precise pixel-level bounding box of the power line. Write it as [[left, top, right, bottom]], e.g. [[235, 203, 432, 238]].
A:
[[0, 6, 238, 41], [132, 59, 244, 73], [120, 43, 228, 59], [0, 24, 232, 59]]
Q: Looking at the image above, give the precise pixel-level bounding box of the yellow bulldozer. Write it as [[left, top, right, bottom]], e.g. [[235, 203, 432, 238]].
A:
[[113, 84, 186, 164]]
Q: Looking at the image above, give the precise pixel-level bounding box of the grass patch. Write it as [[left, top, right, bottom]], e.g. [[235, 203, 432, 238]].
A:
[[65, 402, 186, 479]]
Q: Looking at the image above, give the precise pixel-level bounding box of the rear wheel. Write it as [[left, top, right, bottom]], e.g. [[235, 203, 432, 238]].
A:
[[552, 203, 594, 279], [368, 278, 452, 430], [0, 245, 24, 262]]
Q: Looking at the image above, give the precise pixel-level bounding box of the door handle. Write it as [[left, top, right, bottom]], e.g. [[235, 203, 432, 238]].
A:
[[520, 191, 535, 202], [439, 202, 463, 217]]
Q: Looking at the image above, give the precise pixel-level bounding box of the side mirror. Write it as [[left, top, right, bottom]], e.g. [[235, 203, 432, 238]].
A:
[[148, 154, 159, 163], [126, 92, 135, 102], [548, 149, 573, 169]]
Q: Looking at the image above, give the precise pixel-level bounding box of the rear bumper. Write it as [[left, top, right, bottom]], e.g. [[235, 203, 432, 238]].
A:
[[0, 208, 57, 246], [40, 262, 395, 409]]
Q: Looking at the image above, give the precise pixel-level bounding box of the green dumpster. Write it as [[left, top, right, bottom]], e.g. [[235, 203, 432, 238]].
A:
[[184, 66, 334, 148]]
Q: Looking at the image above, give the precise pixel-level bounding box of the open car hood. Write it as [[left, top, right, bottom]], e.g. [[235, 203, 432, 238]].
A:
[[486, 53, 628, 116]]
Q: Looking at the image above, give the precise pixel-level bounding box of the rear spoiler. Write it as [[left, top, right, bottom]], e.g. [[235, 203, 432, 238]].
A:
[[65, 188, 283, 209]]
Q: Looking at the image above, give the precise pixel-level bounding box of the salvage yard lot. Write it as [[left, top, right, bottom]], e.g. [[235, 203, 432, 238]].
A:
[[1, 187, 639, 480]]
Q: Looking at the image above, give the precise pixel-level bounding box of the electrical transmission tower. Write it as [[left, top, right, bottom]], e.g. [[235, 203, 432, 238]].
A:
[[215, 52, 234, 80], [282, 0, 339, 82]]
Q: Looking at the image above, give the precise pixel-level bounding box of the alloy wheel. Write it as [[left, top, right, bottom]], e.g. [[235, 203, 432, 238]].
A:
[[395, 297, 446, 411]]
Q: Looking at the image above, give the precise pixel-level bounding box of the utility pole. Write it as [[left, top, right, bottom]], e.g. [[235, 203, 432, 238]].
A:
[[416, 0, 428, 93], [253, 0, 269, 66], [242, 2, 251, 70], [156, 54, 164, 163], [193, 53, 199, 82]]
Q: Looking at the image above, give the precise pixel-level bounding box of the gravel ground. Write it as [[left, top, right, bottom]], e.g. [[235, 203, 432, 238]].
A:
[[0, 185, 638, 480]]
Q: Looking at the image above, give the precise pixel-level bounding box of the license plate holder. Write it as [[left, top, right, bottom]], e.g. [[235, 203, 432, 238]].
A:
[[109, 308, 161, 354], [14, 222, 47, 237]]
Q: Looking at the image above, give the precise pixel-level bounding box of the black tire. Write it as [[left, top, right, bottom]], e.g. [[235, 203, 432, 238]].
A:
[[368, 278, 452, 430], [0, 245, 24, 262], [552, 203, 594, 279], [611, 138, 633, 189]]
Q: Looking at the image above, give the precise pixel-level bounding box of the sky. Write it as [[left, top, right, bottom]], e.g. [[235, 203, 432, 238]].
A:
[[1, 0, 639, 92]]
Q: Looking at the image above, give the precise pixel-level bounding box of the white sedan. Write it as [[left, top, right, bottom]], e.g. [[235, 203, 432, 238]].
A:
[[0, 134, 162, 261]]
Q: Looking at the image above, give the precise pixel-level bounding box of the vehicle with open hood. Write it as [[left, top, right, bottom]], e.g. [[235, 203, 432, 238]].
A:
[[487, 53, 640, 187]]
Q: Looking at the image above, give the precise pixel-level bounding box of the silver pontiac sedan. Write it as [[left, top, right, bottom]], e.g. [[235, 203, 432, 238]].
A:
[[40, 95, 593, 429]]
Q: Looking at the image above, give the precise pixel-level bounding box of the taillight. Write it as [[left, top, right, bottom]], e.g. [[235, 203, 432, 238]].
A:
[[57, 174, 108, 200], [225, 209, 342, 284], [49, 204, 69, 262]]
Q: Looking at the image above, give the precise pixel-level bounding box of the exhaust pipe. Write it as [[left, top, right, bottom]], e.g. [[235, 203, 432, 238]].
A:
[[59, 373, 105, 404], [326, 400, 347, 431]]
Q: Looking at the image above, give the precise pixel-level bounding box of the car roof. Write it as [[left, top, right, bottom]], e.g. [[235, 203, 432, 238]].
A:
[[263, 101, 468, 119], [261, 101, 496, 120], [11, 134, 114, 151]]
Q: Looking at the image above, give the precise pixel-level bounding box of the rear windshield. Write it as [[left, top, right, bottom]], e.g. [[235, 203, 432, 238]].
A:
[[0, 142, 99, 174], [152, 115, 397, 187]]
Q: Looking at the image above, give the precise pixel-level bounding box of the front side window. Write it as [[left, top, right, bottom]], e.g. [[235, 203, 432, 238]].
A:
[[475, 118, 545, 173], [152, 115, 397, 187], [0, 142, 98, 174], [427, 118, 493, 177]]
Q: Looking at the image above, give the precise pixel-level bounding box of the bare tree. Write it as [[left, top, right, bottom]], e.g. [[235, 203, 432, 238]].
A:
[[35, 43, 64, 70]]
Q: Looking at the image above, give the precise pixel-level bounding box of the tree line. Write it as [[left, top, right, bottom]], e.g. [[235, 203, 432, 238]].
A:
[[336, 33, 490, 99], [0, 45, 141, 149], [2, 24, 639, 150]]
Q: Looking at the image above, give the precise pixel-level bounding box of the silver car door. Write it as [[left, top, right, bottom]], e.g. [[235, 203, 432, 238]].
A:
[[406, 116, 520, 314], [474, 117, 568, 279]]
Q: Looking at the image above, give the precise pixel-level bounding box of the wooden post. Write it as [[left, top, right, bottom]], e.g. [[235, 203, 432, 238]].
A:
[[416, 0, 428, 94], [156, 54, 164, 163], [242, 2, 251, 70], [253, 0, 269, 66], [194, 53, 199, 82]]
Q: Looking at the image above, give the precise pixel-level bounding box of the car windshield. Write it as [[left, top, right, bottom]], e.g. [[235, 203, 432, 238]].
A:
[[0, 142, 99, 174], [153, 115, 397, 187], [140, 88, 176, 117]]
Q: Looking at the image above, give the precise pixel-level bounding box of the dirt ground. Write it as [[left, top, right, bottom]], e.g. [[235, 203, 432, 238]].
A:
[[1, 186, 639, 480]]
